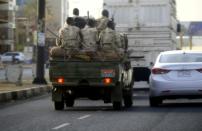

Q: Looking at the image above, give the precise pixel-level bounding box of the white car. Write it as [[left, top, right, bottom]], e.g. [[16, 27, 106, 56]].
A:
[[149, 50, 202, 106], [1, 52, 25, 63]]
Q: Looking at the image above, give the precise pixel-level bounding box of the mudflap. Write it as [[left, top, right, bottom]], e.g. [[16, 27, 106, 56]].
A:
[[111, 82, 123, 102], [52, 87, 63, 102]]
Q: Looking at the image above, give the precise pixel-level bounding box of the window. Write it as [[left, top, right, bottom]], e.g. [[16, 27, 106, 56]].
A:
[[159, 53, 202, 63]]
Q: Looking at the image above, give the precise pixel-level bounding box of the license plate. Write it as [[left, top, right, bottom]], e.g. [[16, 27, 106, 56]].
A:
[[101, 69, 115, 78], [178, 70, 191, 77]]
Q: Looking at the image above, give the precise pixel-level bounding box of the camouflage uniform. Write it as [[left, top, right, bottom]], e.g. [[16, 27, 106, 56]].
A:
[[50, 25, 81, 57], [99, 27, 117, 50], [57, 25, 81, 50], [81, 26, 99, 51], [96, 16, 109, 33], [115, 33, 125, 55], [99, 27, 120, 59]]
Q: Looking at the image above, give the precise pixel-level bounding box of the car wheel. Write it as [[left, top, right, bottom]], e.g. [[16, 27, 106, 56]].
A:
[[54, 101, 64, 110], [149, 97, 162, 107], [14, 59, 20, 63], [124, 95, 133, 108]]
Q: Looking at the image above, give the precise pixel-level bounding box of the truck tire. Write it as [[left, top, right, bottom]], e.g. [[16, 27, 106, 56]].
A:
[[149, 97, 162, 107], [124, 95, 133, 108], [54, 101, 64, 110], [113, 101, 122, 110], [123, 87, 133, 108], [65, 99, 74, 107]]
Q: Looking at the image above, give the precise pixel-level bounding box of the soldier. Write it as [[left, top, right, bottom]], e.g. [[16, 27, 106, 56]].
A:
[[73, 8, 86, 29], [115, 33, 127, 55], [99, 20, 116, 50], [50, 17, 81, 57], [81, 19, 99, 52], [96, 9, 110, 33], [99, 20, 121, 59]]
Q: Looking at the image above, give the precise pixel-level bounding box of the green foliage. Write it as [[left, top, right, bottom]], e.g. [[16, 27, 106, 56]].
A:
[[16, 43, 24, 51]]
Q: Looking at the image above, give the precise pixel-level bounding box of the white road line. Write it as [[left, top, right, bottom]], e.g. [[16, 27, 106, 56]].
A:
[[52, 123, 70, 130], [77, 114, 91, 120]]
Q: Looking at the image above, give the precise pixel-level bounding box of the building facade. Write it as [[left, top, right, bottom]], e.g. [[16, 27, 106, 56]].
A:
[[46, 0, 69, 40], [0, 0, 16, 53]]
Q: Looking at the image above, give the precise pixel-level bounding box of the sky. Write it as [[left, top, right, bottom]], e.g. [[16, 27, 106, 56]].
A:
[[176, 0, 202, 21], [69, 0, 202, 21], [69, 0, 103, 19]]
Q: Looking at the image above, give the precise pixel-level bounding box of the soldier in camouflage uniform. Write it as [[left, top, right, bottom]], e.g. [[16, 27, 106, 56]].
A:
[[96, 9, 110, 33], [81, 19, 99, 51], [99, 20, 121, 59], [50, 17, 81, 57], [115, 33, 127, 55]]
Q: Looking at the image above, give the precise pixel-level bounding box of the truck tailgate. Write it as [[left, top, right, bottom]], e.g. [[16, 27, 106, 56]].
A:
[[49, 60, 121, 86]]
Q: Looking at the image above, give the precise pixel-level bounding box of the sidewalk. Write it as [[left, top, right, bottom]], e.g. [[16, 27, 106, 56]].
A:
[[0, 63, 51, 103], [0, 81, 51, 103], [0, 63, 35, 69]]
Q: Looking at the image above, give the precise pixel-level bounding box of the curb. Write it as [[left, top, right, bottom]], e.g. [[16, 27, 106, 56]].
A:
[[0, 86, 51, 103]]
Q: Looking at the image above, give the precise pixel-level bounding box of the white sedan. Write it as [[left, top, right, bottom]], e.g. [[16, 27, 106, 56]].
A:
[[1, 52, 25, 63], [149, 50, 202, 106]]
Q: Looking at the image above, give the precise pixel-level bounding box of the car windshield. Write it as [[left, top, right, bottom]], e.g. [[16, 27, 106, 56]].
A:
[[159, 53, 202, 63], [4, 52, 19, 56]]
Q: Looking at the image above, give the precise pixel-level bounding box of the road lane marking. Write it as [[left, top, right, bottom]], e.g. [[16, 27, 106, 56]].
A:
[[52, 123, 70, 130], [77, 114, 91, 120]]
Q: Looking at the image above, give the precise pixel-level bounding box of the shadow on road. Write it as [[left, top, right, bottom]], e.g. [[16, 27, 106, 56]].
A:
[[59, 101, 202, 113], [63, 106, 115, 112]]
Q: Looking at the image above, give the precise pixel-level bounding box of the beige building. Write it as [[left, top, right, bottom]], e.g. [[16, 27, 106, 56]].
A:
[[0, 0, 16, 53], [46, 0, 69, 42]]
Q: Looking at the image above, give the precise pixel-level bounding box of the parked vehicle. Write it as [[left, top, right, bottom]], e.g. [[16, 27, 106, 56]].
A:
[[149, 50, 202, 106], [1, 52, 25, 63]]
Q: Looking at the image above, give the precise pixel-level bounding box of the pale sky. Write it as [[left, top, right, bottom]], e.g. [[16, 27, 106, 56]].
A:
[[69, 0, 202, 21], [176, 0, 202, 21], [69, 0, 103, 19]]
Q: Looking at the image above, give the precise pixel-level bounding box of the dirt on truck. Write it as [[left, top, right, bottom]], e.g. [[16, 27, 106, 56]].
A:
[[49, 53, 133, 110]]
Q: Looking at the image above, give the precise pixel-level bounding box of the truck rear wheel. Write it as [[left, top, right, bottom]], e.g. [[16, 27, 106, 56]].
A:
[[54, 101, 64, 110], [124, 95, 133, 108], [113, 101, 122, 110], [65, 99, 74, 107], [123, 88, 133, 108]]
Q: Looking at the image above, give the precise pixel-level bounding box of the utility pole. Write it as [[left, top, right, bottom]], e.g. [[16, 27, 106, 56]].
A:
[[33, 0, 47, 84], [179, 32, 184, 49], [189, 35, 193, 50]]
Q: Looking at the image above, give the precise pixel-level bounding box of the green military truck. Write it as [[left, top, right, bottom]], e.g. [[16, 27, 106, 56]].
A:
[[49, 56, 133, 110]]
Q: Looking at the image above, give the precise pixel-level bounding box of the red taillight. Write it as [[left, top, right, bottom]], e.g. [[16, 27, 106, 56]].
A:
[[103, 78, 112, 84], [196, 68, 202, 73], [152, 68, 170, 74], [57, 77, 64, 84]]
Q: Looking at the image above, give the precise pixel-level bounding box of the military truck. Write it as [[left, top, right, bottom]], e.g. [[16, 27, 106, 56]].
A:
[[49, 55, 133, 110]]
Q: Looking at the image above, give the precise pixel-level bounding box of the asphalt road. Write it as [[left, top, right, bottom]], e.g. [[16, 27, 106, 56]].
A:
[[1, 91, 202, 131]]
